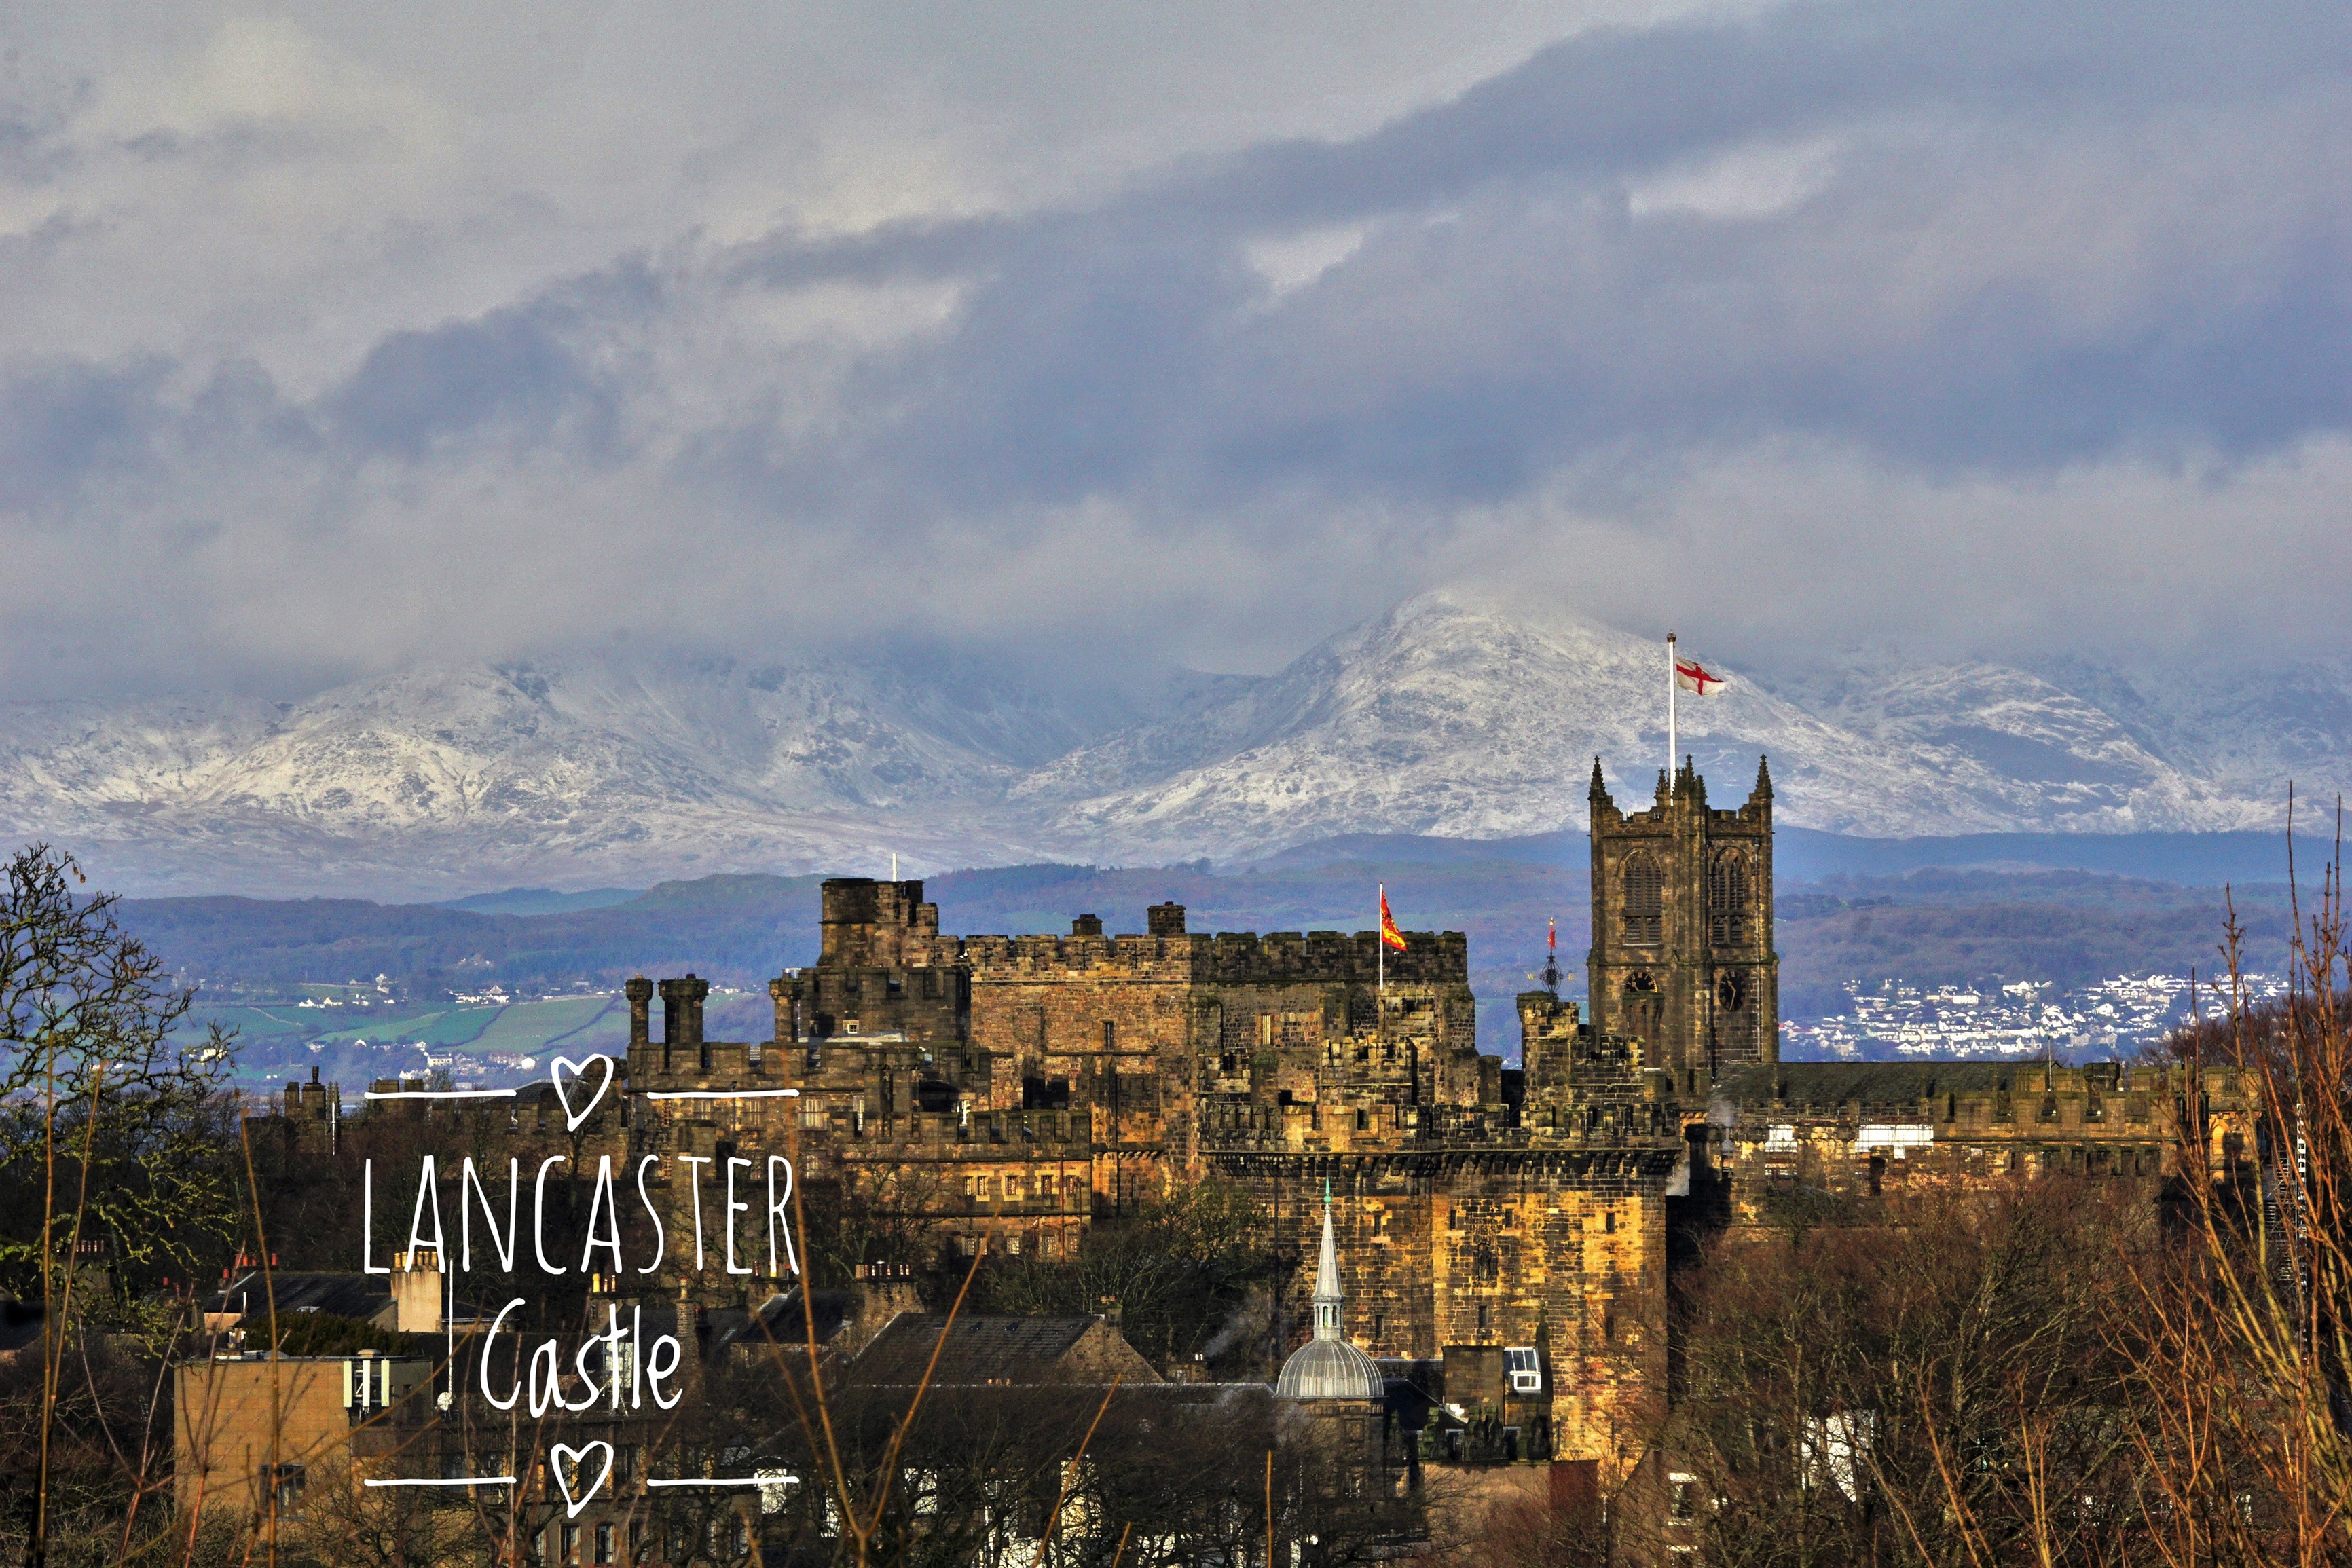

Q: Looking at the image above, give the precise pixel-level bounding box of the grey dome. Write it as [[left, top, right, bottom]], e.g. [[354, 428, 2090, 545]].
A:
[[1276, 1337, 1386, 1402]]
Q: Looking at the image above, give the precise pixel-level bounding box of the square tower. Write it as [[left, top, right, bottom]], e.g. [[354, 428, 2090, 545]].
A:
[[1584, 755, 1779, 1084]]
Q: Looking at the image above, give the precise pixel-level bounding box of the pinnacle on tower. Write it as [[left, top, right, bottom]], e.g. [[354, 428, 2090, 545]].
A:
[[1588, 755, 1609, 802], [1678, 755, 1706, 808], [1752, 753, 1774, 802], [1313, 1188, 1344, 1341]]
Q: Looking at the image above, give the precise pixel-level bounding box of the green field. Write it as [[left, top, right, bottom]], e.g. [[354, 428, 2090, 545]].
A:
[[191, 992, 649, 1091]]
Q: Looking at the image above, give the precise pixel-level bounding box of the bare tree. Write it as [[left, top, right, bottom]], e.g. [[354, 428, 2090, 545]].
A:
[[0, 845, 241, 1568]]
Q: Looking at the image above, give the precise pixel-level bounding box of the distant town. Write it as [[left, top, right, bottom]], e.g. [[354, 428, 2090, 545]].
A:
[[200, 967, 2298, 1090], [1784, 970, 2292, 1061]]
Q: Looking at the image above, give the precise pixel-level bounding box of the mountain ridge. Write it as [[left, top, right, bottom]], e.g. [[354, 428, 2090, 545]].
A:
[[3, 590, 2340, 898]]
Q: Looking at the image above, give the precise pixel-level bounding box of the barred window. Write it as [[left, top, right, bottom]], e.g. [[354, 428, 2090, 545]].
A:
[[1621, 852, 1663, 946]]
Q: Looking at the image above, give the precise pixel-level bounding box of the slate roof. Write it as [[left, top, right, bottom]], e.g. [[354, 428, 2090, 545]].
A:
[[847, 1313, 1139, 1385], [703, 1290, 852, 1353], [1712, 1062, 2029, 1112], [204, 1271, 393, 1324]]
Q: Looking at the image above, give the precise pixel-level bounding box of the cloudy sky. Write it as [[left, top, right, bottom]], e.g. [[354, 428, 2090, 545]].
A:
[[5, 0, 2349, 701]]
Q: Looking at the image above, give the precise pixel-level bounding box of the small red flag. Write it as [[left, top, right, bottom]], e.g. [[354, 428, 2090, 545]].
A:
[[1379, 888, 1408, 952]]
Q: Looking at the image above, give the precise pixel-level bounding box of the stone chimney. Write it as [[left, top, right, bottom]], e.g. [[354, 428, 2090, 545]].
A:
[[659, 976, 710, 1068], [626, 976, 653, 1057], [1147, 902, 1187, 938], [390, 1248, 442, 1334]]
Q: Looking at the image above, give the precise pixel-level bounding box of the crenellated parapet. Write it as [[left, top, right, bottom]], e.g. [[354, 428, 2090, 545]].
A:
[[1697, 1060, 2262, 1226]]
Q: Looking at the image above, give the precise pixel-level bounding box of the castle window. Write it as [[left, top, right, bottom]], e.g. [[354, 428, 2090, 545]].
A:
[[1621, 853, 1663, 946], [1708, 852, 1750, 946], [1103, 1020, 1116, 1051], [261, 1463, 305, 1513]]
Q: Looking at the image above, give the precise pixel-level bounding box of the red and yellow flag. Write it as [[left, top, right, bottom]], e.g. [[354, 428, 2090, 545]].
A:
[[1379, 886, 1408, 952]]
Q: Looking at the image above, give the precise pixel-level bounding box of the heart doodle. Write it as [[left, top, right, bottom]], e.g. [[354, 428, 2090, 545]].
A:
[[551, 1054, 615, 1132], [551, 1440, 614, 1518]]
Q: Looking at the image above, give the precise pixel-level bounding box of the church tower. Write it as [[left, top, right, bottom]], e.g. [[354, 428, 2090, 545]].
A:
[[1585, 755, 1779, 1085]]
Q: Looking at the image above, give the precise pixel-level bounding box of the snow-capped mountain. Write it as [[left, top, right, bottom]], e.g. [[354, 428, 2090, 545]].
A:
[[0, 652, 1089, 897], [0, 591, 2338, 897], [1026, 591, 2266, 861]]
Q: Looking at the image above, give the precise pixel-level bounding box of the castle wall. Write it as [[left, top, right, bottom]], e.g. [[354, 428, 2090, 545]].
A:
[[1703, 1060, 2259, 1228]]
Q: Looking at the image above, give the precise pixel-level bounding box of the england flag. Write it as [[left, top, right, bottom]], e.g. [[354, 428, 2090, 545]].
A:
[[1674, 654, 1726, 696]]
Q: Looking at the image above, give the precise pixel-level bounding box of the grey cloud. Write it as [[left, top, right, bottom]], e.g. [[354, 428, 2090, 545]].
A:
[[3, 0, 2351, 699], [325, 271, 659, 460], [682, 0, 2352, 523], [0, 357, 172, 518]]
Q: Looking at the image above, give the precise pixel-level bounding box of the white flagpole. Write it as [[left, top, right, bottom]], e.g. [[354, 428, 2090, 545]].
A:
[[1666, 631, 1678, 787], [1377, 883, 1385, 991]]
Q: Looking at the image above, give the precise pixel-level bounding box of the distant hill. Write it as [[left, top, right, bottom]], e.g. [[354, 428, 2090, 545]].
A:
[[438, 886, 644, 915], [120, 842, 2306, 1064]]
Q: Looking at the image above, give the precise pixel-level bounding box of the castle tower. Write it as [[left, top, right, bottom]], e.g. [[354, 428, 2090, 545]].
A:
[[1585, 754, 1778, 1084]]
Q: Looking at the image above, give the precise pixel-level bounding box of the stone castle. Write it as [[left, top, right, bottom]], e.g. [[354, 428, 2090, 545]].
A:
[[607, 755, 2255, 1492]]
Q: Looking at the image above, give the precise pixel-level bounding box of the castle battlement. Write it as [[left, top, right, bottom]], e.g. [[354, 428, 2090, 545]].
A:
[[543, 754, 2254, 1488]]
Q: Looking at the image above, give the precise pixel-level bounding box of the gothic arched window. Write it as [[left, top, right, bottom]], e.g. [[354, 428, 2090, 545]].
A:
[[1621, 852, 1663, 946], [1709, 851, 1749, 947]]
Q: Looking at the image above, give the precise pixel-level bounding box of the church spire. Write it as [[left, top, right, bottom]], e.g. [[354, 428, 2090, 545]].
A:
[[1752, 752, 1774, 804], [1313, 1181, 1344, 1341]]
